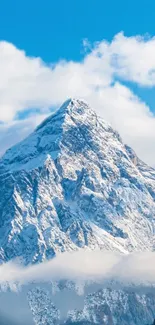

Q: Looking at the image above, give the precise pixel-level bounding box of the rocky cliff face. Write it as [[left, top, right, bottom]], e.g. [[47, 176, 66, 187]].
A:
[[27, 286, 155, 325], [0, 98, 155, 324]]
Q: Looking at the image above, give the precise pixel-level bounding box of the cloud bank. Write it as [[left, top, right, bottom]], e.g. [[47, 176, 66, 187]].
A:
[[1, 251, 155, 290], [0, 33, 155, 164]]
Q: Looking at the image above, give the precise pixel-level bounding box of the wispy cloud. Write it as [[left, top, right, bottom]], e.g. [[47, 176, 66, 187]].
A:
[[0, 113, 48, 157], [1, 251, 155, 289]]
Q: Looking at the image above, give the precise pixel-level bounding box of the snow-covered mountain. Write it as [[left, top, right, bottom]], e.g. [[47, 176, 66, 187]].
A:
[[66, 288, 155, 325], [0, 98, 155, 263], [28, 286, 155, 325], [0, 98, 155, 324]]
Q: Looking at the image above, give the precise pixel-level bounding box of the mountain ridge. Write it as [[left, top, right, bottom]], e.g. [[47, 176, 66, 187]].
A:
[[0, 98, 155, 324], [0, 98, 154, 264]]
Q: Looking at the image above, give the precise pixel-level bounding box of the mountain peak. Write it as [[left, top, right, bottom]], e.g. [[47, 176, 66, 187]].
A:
[[0, 99, 155, 325], [0, 99, 122, 173], [55, 97, 95, 122], [0, 98, 99, 172], [36, 98, 93, 133], [58, 98, 90, 114], [0, 98, 155, 265]]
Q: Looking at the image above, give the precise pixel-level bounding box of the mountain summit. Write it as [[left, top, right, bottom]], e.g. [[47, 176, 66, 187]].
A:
[[0, 99, 155, 263], [0, 98, 110, 172]]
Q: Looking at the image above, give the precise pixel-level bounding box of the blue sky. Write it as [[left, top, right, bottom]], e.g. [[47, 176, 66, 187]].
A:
[[0, 0, 155, 62], [0, 0, 155, 165], [0, 0, 154, 109]]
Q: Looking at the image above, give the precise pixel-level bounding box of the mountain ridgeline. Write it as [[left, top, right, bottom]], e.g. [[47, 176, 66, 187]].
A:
[[0, 99, 155, 324]]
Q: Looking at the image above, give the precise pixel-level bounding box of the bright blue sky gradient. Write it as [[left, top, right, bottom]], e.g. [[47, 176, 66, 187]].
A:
[[0, 0, 155, 62], [0, 0, 155, 110]]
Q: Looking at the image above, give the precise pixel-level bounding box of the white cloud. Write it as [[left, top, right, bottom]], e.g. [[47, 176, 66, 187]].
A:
[[0, 114, 47, 157], [1, 251, 155, 289], [109, 33, 155, 85], [0, 33, 155, 165]]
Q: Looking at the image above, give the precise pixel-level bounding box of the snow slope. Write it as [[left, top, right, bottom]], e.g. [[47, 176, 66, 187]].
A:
[[0, 99, 155, 263], [0, 98, 155, 324]]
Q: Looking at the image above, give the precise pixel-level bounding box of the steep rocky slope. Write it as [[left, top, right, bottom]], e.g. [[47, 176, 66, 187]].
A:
[[28, 286, 155, 325], [0, 98, 155, 324], [67, 288, 155, 325], [0, 98, 155, 263]]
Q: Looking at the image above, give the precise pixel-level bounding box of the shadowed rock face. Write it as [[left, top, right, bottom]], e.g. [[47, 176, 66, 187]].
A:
[[0, 287, 34, 325], [26, 285, 155, 325], [0, 315, 15, 325], [0, 99, 155, 324], [0, 313, 28, 325]]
